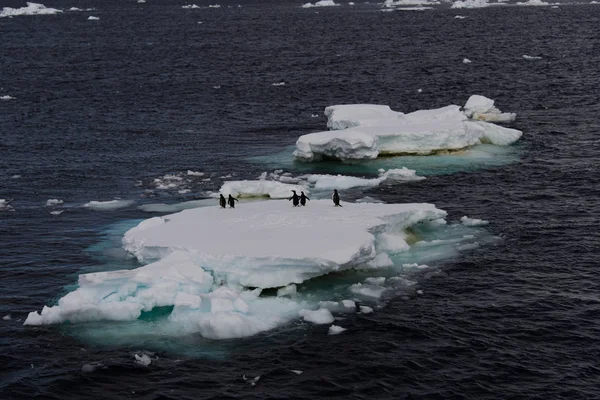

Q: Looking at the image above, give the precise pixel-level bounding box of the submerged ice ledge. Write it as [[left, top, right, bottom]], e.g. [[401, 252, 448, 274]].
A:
[[25, 200, 446, 336], [293, 95, 521, 162]]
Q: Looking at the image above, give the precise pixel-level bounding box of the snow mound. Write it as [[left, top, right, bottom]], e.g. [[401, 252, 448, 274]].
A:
[[0, 2, 62, 17], [294, 97, 521, 162]]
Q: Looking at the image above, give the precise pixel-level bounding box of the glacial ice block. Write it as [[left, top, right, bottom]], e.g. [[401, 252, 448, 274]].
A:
[[294, 97, 521, 162], [122, 200, 446, 288]]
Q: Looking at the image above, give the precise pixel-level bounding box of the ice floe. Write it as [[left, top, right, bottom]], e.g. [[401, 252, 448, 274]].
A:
[[0, 2, 62, 17], [87, 16, 99, 20], [516, 0, 550, 5], [460, 216, 489, 226], [302, 0, 340, 8], [522, 55, 543, 60], [83, 200, 135, 210], [219, 180, 306, 199], [1, 95, 15, 100], [299, 308, 335, 324], [0, 199, 14, 211], [462, 58, 472, 64], [293, 96, 521, 162], [46, 199, 63, 207], [328, 325, 347, 335]]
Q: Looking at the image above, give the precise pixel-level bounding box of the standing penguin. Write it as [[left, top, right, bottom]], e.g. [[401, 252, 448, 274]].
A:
[[332, 189, 342, 207], [228, 194, 239, 208], [219, 194, 227, 209], [288, 190, 300, 207], [300, 191, 310, 206]]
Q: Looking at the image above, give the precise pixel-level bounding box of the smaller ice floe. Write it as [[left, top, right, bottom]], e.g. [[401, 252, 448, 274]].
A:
[[460, 216, 489, 226], [0, 199, 14, 211], [318, 300, 356, 313], [271, 82, 286, 86], [209, 4, 221, 7], [290, 370, 303, 375], [1, 95, 15, 100], [302, 0, 340, 8], [328, 325, 347, 335], [213, 85, 221, 89], [463, 94, 516, 123], [451, 0, 490, 8], [3, 314, 11, 321], [454, 15, 467, 19], [83, 200, 135, 210], [299, 308, 335, 324], [87, 16, 99, 20], [50, 210, 63, 216], [0, 3, 62, 18], [304, 168, 423, 191], [516, 0, 550, 5], [178, 189, 191, 194], [135, 354, 151, 366], [138, 0, 146, 3], [416, 289, 423, 295], [523, 54, 542, 60], [349, 283, 387, 299], [46, 199, 63, 207], [187, 170, 205, 176], [359, 306, 373, 314], [182, 4, 200, 9], [219, 180, 307, 199], [383, 0, 439, 6], [462, 58, 472, 64]]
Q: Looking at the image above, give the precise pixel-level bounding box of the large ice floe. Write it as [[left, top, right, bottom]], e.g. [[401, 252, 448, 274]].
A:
[[293, 95, 521, 162], [25, 200, 446, 338], [0, 2, 62, 17]]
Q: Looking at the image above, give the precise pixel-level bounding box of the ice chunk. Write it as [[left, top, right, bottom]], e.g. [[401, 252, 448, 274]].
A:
[[187, 170, 205, 176], [299, 308, 334, 324], [359, 306, 373, 314], [83, 200, 134, 210], [0, 3, 62, 17], [451, 0, 490, 8], [523, 54, 542, 60], [460, 216, 489, 226], [3, 314, 11, 320], [1, 95, 15, 100], [219, 180, 307, 199], [50, 210, 63, 216], [304, 168, 423, 191], [294, 101, 521, 162], [463, 58, 472, 64], [364, 277, 386, 285], [135, 354, 151, 366], [328, 325, 347, 335], [46, 199, 63, 207], [290, 370, 303, 375], [123, 200, 446, 287], [87, 16, 99, 20], [302, 0, 340, 8], [463, 95, 516, 123], [349, 283, 387, 299], [517, 0, 550, 5], [0, 199, 14, 211]]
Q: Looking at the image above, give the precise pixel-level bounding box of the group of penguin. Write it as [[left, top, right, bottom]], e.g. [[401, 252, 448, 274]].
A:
[[218, 189, 342, 208]]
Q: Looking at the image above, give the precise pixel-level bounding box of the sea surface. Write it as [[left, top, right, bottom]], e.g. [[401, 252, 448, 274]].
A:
[[1, 1, 600, 398]]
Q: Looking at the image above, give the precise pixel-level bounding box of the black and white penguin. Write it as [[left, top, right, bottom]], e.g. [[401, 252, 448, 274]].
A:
[[300, 191, 310, 206], [288, 190, 300, 207], [332, 189, 342, 207], [228, 194, 239, 208], [219, 194, 226, 209]]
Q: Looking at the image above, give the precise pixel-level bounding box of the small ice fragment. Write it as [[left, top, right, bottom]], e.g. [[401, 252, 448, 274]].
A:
[[311, 113, 319, 117], [1, 95, 15, 100], [46, 199, 63, 207], [359, 306, 373, 314], [299, 308, 334, 324], [88, 16, 99, 20], [290, 370, 303, 375], [463, 58, 472, 64], [3, 314, 11, 320], [460, 216, 489, 226], [416, 289, 423, 295], [328, 325, 347, 335], [242, 375, 260, 386], [50, 210, 64, 216], [271, 82, 286, 86], [417, 88, 422, 93], [135, 354, 151, 366]]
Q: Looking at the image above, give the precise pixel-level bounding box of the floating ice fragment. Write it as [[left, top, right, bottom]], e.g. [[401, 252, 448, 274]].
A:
[[311, 114, 319, 117], [135, 354, 151, 366], [87, 16, 99, 20], [328, 325, 347, 335], [454, 15, 467, 18], [364, 277, 386, 285], [243, 375, 260, 386], [463, 94, 516, 123], [3, 314, 11, 320], [460, 215, 489, 226], [522, 54, 542, 60], [290, 370, 303, 375], [271, 82, 286, 86], [417, 88, 422, 93], [349, 283, 386, 299], [302, 0, 340, 7], [46, 199, 63, 207], [187, 170, 205, 176], [219, 180, 307, 199], [138, 0, 146, 3], [50, 210, 64, 216], [0, 3, 62, 18], [359, 306, 373, 314], [299, 308, 335, 324], [463, 58, 472, 64], [209, 4, 221, 8], [318, 300, 356, 313], [416, 289, 423, 295], [451, 0, 491, 8], [182, 4, 200, 9], [516, 0, 550, 5], [0, 199, 14, 211], [11, 175, 21, 179], [1, 95, 15, 100], [83, 200, 134, 210]]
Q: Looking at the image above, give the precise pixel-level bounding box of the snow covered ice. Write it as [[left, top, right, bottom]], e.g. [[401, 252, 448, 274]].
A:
[[293, 95, 522, 162], [0, 3, 62, 18], [302, 0, 340, 8], [25, 200, 447, 338]]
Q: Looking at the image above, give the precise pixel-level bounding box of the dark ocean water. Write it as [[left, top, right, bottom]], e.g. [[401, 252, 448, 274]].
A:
[[1, 1, 600, 398]]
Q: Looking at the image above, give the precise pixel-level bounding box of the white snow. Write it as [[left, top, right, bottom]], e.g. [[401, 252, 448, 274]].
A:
[[299, 308, 335, 324], [83, 200, 134, 210], [460, 216, 489, 226], [294, 97, 522, 162], [135, 354, 152, 366], [302, 0, 340, 8], [517, 0, 549, 5], [523, 55, 542, 60], [328, 325, 347, 335], [46, 199, 63, 207], [0, 95, 15, 100], [219, 180, 307, 199], [25, 200, 447, 338], [87, 16, 99, 20], [0, 2, 62, 17]]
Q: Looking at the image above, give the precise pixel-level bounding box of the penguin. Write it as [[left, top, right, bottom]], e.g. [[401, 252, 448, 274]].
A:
[[332, 189, 342, 207], [300, 191, 310, 206], [228, 194, 239, 208], [288, 190, 300, 207], [219, 194, 226, 209]]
